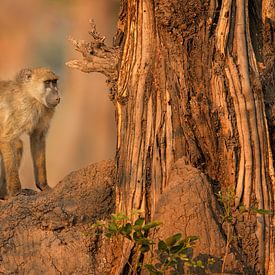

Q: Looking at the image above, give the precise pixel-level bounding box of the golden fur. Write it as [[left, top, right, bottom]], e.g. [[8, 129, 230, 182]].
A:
[[0, 67, 59, 197]]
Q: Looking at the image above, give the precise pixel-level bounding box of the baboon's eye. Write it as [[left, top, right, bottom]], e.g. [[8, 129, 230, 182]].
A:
[[52, 79, 57, 85], [44, 80, 52, 89]]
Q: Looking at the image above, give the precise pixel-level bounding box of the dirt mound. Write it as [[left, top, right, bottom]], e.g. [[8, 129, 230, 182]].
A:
[[0, 159, 115, 274], [0, 159, 246, 274], [152, 158, 243, 273]]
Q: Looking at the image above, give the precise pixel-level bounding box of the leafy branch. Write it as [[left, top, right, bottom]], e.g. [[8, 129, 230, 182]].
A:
[[217, 188, 273, 273], [91, 211, 210, 274]]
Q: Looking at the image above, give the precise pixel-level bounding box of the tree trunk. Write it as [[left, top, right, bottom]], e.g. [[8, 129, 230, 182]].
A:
[[112, 0, 275, 273]]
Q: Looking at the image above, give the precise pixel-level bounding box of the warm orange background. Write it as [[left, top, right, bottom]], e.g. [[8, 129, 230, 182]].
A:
[[0, 0, 118, 188]]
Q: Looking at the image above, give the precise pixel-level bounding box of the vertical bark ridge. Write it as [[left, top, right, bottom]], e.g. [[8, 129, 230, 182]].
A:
[[116, 0, 159, 216], [214, 0, 274, 272]]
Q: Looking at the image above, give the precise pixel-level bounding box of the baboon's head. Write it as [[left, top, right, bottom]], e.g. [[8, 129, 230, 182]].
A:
[[16, 67, 60, 108]]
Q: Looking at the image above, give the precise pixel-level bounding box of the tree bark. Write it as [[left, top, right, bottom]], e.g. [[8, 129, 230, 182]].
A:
[[111, 0, 275, 273]]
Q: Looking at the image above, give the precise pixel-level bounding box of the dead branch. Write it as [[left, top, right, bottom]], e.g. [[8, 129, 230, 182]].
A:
[[66, 20, 119, 87]]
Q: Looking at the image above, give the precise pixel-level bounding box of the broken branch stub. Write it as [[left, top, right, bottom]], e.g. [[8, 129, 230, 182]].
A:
[[88, 19, 106, 45], [66, 20, 119, 99]]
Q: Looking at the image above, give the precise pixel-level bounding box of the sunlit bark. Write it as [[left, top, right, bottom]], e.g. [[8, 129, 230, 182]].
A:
[[67, 0, 275, 273]]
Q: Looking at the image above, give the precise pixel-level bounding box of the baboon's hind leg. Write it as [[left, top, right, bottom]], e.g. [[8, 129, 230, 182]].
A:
[[0, 139, 23, 198], [16, 139, 23, 168]]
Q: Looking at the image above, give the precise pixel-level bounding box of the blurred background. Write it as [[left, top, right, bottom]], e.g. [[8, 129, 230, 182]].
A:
[[0, 0, 118, 188]]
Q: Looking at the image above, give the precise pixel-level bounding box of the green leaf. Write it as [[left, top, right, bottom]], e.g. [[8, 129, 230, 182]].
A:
[[111, 212, 129, 221], [140, 244, 150, 253], [136, 238, 150, 246], [238, 204, 247, 213], [143, 221, 162, 231], [226, 215, 233, 223], [165, 233, 182, 246], [158, 240, 168, 252], [105, 232, 112, 238], [178, 254, 189, 261], [196, 260, 204, 268], [92, 221, 104, 228], [252, 208, 273, 215], [133, 231, 144, 241], [108, 223, 117, 232], [121, 223, 132, 235], [186, 235, 199, 243], [170, 243, 184, 254], [133, 225, 142, 231], [134, 217, 145, 226]]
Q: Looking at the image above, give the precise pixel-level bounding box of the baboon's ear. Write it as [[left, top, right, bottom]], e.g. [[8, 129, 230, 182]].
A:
[[16, 68, 32, 83]]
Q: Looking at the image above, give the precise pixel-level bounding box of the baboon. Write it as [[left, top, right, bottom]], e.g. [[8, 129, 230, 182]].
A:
[[0, 67, 60, 198]]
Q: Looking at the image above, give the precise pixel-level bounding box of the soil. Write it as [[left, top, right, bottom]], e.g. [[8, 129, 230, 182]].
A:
[[0, 159, 115, 274], [150, 158, 243, 274]]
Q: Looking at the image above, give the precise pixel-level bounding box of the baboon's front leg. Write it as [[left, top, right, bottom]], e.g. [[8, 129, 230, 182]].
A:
[[0, 139, 23, 198], [30, 130, 50, 191], [0, 141, 21, 196]]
